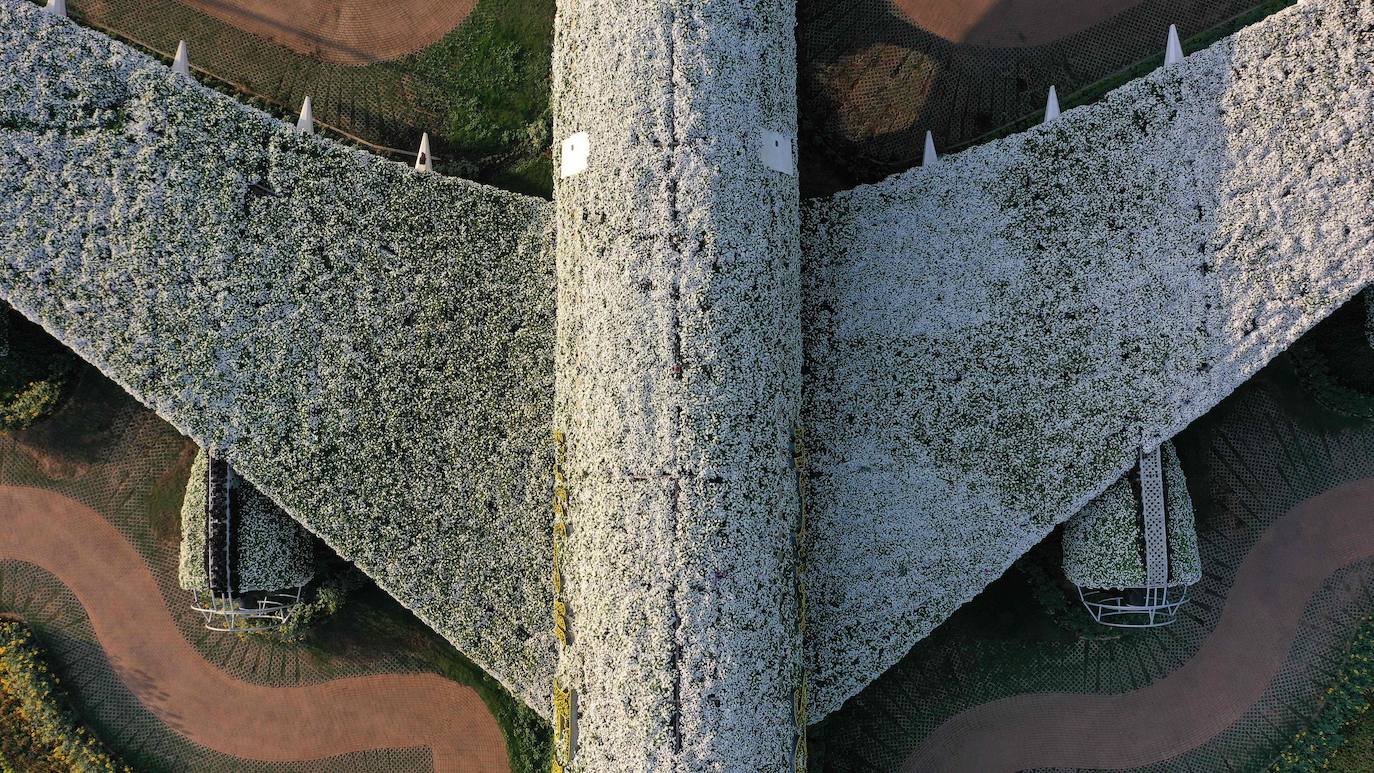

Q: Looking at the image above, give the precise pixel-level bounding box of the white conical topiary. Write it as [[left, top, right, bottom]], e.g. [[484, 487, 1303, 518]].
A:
[[44, 0, 66, 17], [1044, 85, 1061, 123], [172, 41, 189, 76], [295, 97, 313, 134], [415, 132, 432, 172], [921, 130, 937, 168], [1164, 24, 1184, 65]]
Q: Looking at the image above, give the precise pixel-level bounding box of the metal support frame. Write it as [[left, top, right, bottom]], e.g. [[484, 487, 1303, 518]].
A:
[[190, 587, 303, 632], [1076, 584, 1190, 627]]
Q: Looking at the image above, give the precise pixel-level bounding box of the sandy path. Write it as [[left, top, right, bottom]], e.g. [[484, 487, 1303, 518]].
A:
[[172, 0, 477, 65], [903, 478, 1374, 772], [0, 485, 508, 773], [891, 0, 1148, 48]]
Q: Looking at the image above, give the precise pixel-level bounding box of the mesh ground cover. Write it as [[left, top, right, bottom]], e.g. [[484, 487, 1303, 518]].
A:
[[796, 0, 1291, 194], [0, 564, 433, 773], [807, 309, 1374, 772], [57, 0, 555, 196], [55, 0, 1291, 199], [0, 367, 496, 772]]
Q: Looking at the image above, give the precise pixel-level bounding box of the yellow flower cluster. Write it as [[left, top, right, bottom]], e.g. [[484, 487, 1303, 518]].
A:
[[551, 430, 576, 773], [1269, 622, 1374, 771], [0, 620, 131, 772]]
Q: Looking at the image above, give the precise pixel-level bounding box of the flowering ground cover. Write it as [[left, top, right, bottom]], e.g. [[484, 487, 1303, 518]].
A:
[[177, 448, 316, 594], [1, 0, 557, 714], [809, 327, 1374, 770], [3, 4, 1373, 766], [1062, 441, 1201, 589], [54, 0, 556, 196], [795, 0, 1298, 193], [1, 363, 551, 772], [801, 0, 1374, 715]]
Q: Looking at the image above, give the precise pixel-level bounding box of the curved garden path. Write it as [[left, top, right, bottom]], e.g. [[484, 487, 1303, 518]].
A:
[[173, 0, 476, 65], [903, 477, 1374, 772], [0, 485, 507, 773], [891, 0, 1147, 48]]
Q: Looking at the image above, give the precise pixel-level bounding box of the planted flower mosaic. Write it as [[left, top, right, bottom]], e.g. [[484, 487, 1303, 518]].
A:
[[1, 0, 1372, 759]]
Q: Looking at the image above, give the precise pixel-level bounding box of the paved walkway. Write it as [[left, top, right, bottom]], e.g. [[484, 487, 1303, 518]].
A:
[[173, 0, 476, 64], [903, 478, 1374, 772], [0, 485, 508, 773], [890, 0, 1148, 48]]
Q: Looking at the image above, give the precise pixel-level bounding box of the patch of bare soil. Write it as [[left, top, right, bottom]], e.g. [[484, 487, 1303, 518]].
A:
[[173, 0, 479, 65], [891, 0, 1146, 48]]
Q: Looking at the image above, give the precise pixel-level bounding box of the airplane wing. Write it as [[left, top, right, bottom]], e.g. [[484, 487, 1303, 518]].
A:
[[5, 0, 1373, 737], [0, 2, 556, 712], [801, 0, 1374, 717]]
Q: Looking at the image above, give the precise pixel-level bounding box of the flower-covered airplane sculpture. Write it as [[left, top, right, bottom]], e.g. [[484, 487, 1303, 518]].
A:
[[1, 0, 1371, 768]]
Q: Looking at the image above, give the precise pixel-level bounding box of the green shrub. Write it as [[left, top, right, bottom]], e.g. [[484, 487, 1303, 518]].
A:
[[1270, 618, 1374, 771], [0, 379, 64, 432], [0, 619, 131, 773], [0, 308, 77, 433], [259, 561, 363, 644]]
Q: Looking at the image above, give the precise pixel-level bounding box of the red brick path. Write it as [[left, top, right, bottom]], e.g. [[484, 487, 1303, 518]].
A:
[[0, 485, 508, 772], [173, 0, 477, 65], [903, 478, 1374, 772]]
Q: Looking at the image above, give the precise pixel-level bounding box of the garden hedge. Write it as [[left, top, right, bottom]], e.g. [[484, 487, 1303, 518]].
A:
[[178, 447, 315, 594], [1062, 441, 1201, 589]]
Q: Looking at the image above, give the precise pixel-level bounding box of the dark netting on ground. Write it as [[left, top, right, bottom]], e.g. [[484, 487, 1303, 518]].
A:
[[807, 341, 1374, 772], [51, 0, 556, 196], [0, 369, 476, 772], [0, 371, 431, 685], [0, 562, 434, 773], [796, 0, 1291, 195]]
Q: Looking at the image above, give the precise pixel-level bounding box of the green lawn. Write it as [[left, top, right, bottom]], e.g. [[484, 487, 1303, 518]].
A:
[[403, 0, 555, 197]]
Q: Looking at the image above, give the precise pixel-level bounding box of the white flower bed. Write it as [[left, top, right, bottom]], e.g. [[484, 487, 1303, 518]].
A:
[[551, 0, 803, 768], [1062, 442, 1201, 589], [4, 0, 1374, 760], [178, 448, 315, 593], [0, 0, 556, 711], [231, 460, 317, 592], [802, 0, 1374, 719]]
